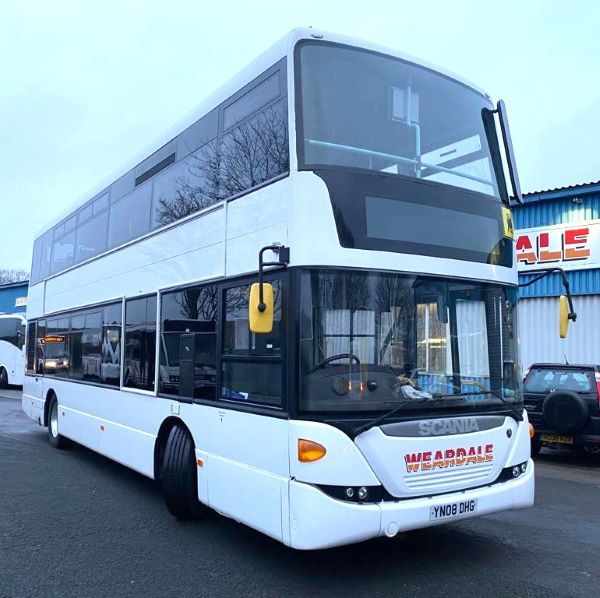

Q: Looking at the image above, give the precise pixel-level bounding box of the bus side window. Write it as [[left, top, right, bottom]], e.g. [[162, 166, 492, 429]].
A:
[[101, 303, 122, 387], [0, 317, 20, 349], [124, 296, 157, 392], [17, 324, 26, 350], [159, 285, 218, 400], [221, 281, 283, 407]]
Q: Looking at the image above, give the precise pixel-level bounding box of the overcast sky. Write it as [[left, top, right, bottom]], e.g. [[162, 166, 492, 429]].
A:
[[1, 0, 599, 272]]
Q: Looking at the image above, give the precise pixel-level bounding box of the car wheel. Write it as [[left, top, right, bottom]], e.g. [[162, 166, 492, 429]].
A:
[[47, 395, 69, 449], [0, 367, 8, 388], [160, 425, 208, 520]]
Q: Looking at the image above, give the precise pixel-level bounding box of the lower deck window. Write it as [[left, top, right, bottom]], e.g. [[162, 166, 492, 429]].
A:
[[124, 296, 157, 391], [221, 361, 282, 407], [159, 285, 218, 400], [220, 281, 284, 408], [31, 302, 122, 386]]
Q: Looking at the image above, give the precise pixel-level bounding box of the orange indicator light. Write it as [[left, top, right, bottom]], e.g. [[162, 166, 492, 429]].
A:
[[298, 439, 327, 462]]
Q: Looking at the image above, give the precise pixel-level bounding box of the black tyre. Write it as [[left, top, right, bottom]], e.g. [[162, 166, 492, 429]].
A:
[[0, 367, 8, 389], [531, 435, 542, 458], [542, 390, 590, 433], [160, 425, 208, 520], [47, 396, 69, 449]]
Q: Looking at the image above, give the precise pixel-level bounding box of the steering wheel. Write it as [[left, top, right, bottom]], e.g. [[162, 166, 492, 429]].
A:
[[313, 353, 360, 371]]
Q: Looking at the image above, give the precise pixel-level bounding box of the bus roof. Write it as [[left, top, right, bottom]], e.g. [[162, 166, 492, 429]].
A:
[[35, 27, 491, 238]]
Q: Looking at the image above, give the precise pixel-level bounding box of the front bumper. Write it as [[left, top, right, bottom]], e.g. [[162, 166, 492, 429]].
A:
[[288, 460, 535, 550]]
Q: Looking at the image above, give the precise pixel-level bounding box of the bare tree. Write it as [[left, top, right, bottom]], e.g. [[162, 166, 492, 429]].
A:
[[155, 102, 289, 227], [174, 286, 219, 322], [0, 268, 28, 284]]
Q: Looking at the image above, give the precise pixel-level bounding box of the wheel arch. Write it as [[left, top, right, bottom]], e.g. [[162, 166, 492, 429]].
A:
[[43, 388, 57, 427]]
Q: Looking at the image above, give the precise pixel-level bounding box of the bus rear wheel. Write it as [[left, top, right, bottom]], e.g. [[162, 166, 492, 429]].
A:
[[47, 396, 69, 449], [160, 425, 208, 520], [0, 367, 8, 388]]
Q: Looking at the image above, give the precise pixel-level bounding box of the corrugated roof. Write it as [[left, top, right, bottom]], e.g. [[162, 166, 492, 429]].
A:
[[513, 192, 600, 229], [522, 180, 600, 204], [0, 280, 29, 290]]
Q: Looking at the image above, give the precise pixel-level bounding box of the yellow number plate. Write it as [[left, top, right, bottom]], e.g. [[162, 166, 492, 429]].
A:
[[541, 434, 573, 444]]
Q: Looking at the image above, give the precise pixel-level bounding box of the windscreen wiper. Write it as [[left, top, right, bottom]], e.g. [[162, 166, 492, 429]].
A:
[[352, 390, 523, 437], [431, 389, 523, 422], [352, 396, 448, 437]]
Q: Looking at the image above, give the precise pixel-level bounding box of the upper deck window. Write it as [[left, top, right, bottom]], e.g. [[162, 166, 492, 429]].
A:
[[29, 59, 288, 286], [223, 73, 279, 131], [296, 42, 500, 199]]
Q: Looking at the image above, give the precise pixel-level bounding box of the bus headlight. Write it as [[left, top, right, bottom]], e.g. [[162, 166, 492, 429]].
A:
[[497, 461, 528, 483]]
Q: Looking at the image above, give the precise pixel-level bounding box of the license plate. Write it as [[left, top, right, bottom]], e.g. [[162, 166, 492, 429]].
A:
[[429, 499, 478, 521], [541, 433, 573, 444]]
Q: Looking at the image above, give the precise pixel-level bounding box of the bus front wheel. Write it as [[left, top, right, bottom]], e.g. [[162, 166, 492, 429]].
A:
[[47, 395, 69, 449], [160, 425, 208, 520]]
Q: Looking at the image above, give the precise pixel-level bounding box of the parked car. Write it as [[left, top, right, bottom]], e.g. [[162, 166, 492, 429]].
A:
[[523, 363, 600, 458]]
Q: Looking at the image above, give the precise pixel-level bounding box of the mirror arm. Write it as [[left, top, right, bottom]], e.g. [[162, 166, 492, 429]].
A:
[[257, 244, 290, 311], [519, 267, 577, 321], [483, 101, 523, 205]]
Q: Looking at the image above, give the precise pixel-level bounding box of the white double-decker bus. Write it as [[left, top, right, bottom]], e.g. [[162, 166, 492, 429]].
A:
[[23, 29, 535, 549]]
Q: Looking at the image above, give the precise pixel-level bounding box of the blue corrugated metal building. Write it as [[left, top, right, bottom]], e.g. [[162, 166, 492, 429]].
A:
[[0, 281, 28, 314], [513, 181, 600, 367]]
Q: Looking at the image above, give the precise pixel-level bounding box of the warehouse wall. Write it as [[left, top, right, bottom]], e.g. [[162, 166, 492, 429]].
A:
[[0, 283, 28, 314], [518, 295, 600, 368]]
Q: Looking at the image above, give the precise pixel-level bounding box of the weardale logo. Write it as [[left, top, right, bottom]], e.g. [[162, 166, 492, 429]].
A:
[[404, 444, 494, 473]]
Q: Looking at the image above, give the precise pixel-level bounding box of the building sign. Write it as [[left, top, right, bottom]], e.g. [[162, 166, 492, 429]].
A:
[[15, 296, 27, 307], [516, 220, 600, 271]]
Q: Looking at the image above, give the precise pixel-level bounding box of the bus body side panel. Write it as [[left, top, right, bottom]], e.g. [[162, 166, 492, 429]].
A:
[[13, 347, 25, 386], [43, 207, 226, 316], [182, 405, 290, 543], [38, 379, 156, 476], [224, 178, 289, 276], [22, 375, 44, 423], [0, 354, 19, 385], [26, 282, 45, 320], [40, 176, 290, 317], [4, 347, 25, 386], [24, 374, 291, 542]]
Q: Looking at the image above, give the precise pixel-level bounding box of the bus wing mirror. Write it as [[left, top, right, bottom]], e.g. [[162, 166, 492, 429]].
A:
[[249, 283, 274, 334], [559, 295, 569, 338]]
